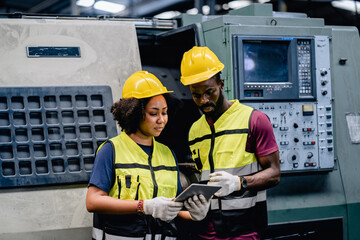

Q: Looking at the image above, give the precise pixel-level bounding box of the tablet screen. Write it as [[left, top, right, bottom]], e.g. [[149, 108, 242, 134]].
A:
[[174, 183, 221, 202]]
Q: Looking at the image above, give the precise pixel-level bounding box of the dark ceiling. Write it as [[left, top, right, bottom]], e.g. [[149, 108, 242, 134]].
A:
[[0, 0, 359, 30]]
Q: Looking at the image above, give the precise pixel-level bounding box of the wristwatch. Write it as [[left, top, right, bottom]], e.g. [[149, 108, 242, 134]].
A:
[[240, 176, 247, 190]]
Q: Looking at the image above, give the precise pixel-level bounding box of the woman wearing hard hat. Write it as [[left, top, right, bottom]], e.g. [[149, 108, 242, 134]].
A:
[[86, 71, 210, 240]]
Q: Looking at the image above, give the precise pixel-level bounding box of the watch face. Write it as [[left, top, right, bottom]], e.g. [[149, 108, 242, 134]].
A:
[[241, 176, 247, 189]]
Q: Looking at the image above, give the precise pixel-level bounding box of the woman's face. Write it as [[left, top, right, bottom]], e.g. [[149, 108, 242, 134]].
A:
[[138, 95, 168, 138]]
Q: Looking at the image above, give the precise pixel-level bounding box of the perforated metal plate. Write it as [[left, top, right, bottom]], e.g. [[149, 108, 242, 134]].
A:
[[0, 86, 117, 188]]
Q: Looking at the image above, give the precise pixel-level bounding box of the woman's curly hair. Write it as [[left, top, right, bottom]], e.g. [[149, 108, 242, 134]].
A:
[[111, 97, 150, 134], [111, 94, 178, 135]]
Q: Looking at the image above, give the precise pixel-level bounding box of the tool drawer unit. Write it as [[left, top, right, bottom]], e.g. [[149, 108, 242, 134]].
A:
[[0, 86, 117, 187]]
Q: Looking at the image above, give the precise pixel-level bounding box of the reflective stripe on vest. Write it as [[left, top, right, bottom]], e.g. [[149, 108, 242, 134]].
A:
[[199, 161, 261, 182], [210, 190, 266, 210], [92, 227, 103, 240], [105, 132, 178, 200], [104, 234, 176, 240], [92, 228, 177, 240]]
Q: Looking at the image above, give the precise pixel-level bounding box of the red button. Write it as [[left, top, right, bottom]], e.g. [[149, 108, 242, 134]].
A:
[[311, 141, 316, 145]]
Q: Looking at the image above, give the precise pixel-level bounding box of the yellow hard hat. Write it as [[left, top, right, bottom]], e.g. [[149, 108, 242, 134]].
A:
[[180, 46, 224, 86], [122, 71, 173, 99]]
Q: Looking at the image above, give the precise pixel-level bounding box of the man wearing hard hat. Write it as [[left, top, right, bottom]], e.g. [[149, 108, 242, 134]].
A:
[[180, 46, 280, 240]]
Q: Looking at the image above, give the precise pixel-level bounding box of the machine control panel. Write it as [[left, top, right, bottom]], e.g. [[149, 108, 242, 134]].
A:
[[235, 35, 334, 172], [248, 101, 334, 172]]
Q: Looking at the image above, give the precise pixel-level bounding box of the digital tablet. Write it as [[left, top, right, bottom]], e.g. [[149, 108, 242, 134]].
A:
[[174, 183, 221, 202]]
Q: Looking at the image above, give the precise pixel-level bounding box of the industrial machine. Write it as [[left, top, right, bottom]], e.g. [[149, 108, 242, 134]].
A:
[[0, 3, 360, 240], [137, 3, 360, 239]]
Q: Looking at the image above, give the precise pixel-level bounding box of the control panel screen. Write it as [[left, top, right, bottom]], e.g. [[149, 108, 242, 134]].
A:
[[233, 35, 316, 101], [233, 35, 334, 173], [244, 40, 289, 83]]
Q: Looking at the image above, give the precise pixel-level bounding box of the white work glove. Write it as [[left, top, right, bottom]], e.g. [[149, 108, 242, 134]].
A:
[[208, 171, 240, 197], [184, 194, 210, 221], [144, 197, 183, 221]]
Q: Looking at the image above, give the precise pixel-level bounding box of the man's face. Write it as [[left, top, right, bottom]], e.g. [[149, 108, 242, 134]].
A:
[[189, 76, 224, 118]]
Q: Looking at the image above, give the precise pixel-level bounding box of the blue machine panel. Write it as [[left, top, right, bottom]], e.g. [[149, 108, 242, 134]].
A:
[[0, 86, 117, 188]]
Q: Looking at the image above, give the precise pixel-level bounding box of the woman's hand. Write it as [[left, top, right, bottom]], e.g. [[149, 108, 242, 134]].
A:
[[144, 197, 183, 221]]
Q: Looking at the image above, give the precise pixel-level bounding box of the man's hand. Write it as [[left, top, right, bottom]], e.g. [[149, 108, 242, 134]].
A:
[[184, 194, 210, 221], [144, 197, 183, 221], [208, 171, 240, 197]]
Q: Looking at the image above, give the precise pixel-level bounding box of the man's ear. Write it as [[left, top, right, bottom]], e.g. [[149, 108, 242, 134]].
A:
[[219, 79, 224, 89]]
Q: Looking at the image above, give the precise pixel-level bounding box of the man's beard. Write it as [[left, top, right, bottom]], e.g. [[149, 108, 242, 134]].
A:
[[201, 90, 224, 120]]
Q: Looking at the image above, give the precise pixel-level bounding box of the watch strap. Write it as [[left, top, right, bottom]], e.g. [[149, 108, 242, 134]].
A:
[[240, 176, 247, 190]]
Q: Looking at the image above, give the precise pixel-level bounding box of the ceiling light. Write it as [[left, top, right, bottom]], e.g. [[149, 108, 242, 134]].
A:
[[186, 8, 199, 15], [222, 3, 229, 10], [202, 5, 210, 15], [332, 1, 360, 13], [215, 4, 222, 11], [154, 11, 181, 19], [228, 0, 252, 10], [94, 1, 126, 13], [76, 0, 95, 7], [258, 0, 271, 3]]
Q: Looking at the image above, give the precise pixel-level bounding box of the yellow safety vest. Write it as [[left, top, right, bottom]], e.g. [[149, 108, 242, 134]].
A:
[[188, 100, 267, 236], [92, 132, 179, 240], [189, 100, 259, 181], [103, 132, 178, 200]]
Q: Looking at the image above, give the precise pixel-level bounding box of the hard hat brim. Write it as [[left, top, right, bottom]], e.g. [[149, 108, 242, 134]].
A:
[[123, 90, 173, 99], [180, 65, 224, 86]]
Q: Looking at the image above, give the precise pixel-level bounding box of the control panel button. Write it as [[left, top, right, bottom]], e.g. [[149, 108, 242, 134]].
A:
[[320, 70, 328, 76], [302, 104, 314, 116]]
